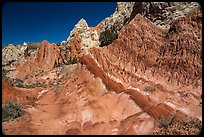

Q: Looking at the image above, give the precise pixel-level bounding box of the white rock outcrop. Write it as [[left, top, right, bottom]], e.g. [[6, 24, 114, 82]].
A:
[[67, 18, 99, 55], [99, 2, 200, 32], [2, 44, 22, 65]]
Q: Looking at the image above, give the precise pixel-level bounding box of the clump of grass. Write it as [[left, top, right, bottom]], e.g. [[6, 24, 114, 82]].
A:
[[2, 102, 24, 122], [26, 82, 47, 88]]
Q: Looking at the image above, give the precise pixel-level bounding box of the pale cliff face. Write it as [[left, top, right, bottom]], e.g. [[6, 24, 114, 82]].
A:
[[65, 18, 100, 59], [99, 2, 200, 33], [2, 44, 21, 65]]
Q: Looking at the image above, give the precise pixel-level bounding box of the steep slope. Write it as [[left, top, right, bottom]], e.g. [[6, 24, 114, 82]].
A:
[[3, 64, 147, 135], [80, 6, 202, 128], [58, 2, 200, 62], [69, 33, 82, 59]]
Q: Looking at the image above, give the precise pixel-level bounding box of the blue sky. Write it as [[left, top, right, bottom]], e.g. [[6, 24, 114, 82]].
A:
[[2, 2, 117, 47]]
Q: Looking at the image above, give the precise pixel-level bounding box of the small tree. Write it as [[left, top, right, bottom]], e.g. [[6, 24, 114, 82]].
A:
[[99, 29, 118, 47]]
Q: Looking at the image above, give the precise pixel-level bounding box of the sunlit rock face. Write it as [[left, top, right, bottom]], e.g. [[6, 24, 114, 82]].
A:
[[63, 18, 100, 60], [64, 2, 199, 61], [8, 40, 62, 79], [98, 2, 135, 33], [98, 2, 199, 34], [130, 2, 200, 30], [80, 6, 202, 134]]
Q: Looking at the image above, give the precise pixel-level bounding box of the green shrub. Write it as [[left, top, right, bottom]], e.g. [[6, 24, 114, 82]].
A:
[[66, 57, 78, 65], [15, 78, 24, 83], [70, 58, 78, 64], [25, 82, 47, 88], [15, 82, 25, 88], [15, 78, 25, 88], [99, 29, 118, 47], [2, 102, 23, 122]]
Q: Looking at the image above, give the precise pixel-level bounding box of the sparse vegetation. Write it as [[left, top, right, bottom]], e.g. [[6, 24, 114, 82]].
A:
[[15, 78, 24, 84], [15, 78, 47, 88], [143, 85, 156, 92], [25, 84, 34, 88], [15, 82, 25, 88], [2, 102, 24, 122], [15, 78, 25, 88], [66, 57, 79, 65], [25, 82, 47, 88], [69, 57, 78, 64], [99, 29, 118, 47], [153, 121, 202, 135]]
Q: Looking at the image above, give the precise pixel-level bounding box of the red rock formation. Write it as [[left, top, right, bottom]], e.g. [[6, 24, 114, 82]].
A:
[[2, 7, 201, 135], [70, 33, 82, 60], [58, 49, 67, 64], [13, 40, 61, 79], [80, 7, 202, 128]]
